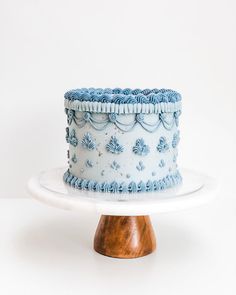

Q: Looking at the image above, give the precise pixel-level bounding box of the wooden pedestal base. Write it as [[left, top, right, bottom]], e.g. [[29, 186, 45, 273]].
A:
[[94, 215, 156, 259]]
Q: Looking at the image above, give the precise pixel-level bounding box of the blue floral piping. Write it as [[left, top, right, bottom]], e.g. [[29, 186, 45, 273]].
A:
[[133, 138, 150, 156], [157, 137, 169, 152], [81, 133, 96, 150], [106, 136, 124, 154], [66, 128, 78, 147], [64, 88, 181, 104], [63, 170, 182, 193], [172, 131, 180, 148], [136, 161, 145, 171], [110, 161, 120, 170]]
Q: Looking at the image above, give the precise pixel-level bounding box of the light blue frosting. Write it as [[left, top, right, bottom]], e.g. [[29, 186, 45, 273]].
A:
[[64, 88, 181, 104], [64, 88, 183, 194], [63, 170, 182, 194]]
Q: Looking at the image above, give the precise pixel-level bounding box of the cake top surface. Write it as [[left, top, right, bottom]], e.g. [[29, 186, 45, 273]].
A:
[[64, 88, 181, 105]]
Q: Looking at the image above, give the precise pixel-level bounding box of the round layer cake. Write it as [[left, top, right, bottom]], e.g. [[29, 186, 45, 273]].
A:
[[63, 88, 182, 193]]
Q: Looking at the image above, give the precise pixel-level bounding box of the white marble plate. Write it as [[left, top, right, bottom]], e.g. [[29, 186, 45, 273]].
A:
[[27, 167, 219, 216]]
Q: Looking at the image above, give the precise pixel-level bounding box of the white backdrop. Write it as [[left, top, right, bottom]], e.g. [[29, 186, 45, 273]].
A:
[[1, 0, 236, 198]]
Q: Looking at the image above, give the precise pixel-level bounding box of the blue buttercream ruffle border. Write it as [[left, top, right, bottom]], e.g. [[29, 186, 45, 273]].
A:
[[63, 170, 182, 194], [64, 88, 181, 105]]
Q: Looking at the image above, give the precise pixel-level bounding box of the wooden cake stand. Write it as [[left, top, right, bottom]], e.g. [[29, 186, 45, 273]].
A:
[[27, 168, 218, 259]]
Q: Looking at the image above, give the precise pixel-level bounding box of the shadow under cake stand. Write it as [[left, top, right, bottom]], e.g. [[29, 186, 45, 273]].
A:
[[27, 168, 218, 259]]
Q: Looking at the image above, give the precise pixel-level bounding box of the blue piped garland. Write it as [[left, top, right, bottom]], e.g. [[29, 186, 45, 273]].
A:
[[64, 88, 181, 104], [63, 170, 182, 194], [65, 110, 181, 133]]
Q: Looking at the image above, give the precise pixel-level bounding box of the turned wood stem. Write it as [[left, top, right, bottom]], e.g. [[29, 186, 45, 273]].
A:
[[94, 215, 156, 259]]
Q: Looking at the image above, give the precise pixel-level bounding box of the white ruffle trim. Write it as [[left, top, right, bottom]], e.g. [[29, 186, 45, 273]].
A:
[[64, 99, 181, 114]]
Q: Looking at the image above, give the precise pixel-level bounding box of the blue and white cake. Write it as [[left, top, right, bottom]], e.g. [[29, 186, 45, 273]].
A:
[[63, 88, 182, 193]]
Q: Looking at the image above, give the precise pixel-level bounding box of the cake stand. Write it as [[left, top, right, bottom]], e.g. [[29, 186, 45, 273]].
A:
[[27, 167, 218, 259]]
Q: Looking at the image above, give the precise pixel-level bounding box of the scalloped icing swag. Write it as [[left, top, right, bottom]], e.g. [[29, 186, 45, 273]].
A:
[[65, 110, 181, 133]]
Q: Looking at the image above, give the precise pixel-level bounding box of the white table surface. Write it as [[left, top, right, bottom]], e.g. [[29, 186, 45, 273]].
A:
[[1, 196, 235, 295]]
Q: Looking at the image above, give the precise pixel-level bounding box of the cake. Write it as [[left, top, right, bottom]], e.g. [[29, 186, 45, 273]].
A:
[[63, 88, 182, 193]]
